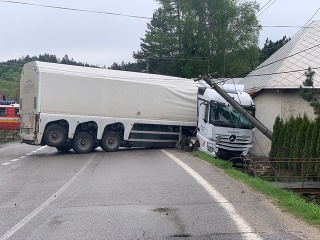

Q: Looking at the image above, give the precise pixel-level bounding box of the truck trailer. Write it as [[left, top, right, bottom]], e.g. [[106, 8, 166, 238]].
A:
[[19, 61, 198, 153]]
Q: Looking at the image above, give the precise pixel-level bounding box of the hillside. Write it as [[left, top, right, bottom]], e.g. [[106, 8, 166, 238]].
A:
[[0, 54, 103, 101], [0, 78, 19, 101]]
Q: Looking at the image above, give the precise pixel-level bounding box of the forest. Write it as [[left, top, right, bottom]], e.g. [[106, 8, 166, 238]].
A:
[[0, 0, 291, 100]]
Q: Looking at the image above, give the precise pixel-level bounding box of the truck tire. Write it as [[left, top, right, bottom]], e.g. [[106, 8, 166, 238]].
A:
[[101, 131, 121, 152], [43, 124, 66, 147], [72, 132, 94, 154]]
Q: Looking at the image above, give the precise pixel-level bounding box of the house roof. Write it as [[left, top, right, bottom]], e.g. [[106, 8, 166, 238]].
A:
[[240, 20, 320, 90]]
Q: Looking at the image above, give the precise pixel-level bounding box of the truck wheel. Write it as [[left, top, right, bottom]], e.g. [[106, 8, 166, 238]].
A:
[[101, 131, 121, 152], [44, 124, 66, 147], [72, 132, 94, 154]]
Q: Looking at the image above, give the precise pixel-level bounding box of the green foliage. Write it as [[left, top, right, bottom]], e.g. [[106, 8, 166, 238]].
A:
[[269, 116, 282, 158], [310, 118, 320, 158], [259, 36, 291, 63], [266, 112, 320, 187], [283, 116, 295, 157], [0, 53, 101, 100], [109, 61, 145, 72], [294, 114, 309, 158], [132, 0, 261, 78], [299, 67, 320, 116], [305, 122, 315, 158], [270, 114, 320, 180], [0, 79, 19, 101], [290, 115, 302, 158], [275, 120, 287, 158]]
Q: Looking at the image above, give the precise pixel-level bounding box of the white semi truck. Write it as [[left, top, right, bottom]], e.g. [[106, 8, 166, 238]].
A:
[[19, 61, 256, 156], [196, 80, 256, 158]]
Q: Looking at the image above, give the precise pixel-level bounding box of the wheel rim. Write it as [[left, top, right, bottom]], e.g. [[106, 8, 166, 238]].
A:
[[78, 138, 89, 150], [107, 136, 117, 148], [49, 130, 62, 143]]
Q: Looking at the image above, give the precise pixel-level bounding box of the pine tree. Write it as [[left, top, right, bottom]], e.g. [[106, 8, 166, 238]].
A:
[[283, 116, 295, 158], [269, 116, 282, 159], [310, 118, 320, 158], [296, 114, 309, 158], [303, 121, 315, 158], [290, 115, 302, 158], [299, 67, 320, 116], [276, 121, 288, 159]]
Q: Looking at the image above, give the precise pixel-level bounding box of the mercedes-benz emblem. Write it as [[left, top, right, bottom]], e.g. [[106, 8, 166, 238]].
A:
[[229, 134, 237, 143]]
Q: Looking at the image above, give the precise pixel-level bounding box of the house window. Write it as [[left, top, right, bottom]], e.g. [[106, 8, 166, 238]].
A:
[[0, 108, 7, 117]]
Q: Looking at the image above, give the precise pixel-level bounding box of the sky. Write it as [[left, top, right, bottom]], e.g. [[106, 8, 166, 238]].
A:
[[0, 0, 320, 67]]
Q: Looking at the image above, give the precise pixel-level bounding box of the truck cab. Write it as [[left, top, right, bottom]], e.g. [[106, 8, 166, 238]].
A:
[[196, 82, 255, 158]]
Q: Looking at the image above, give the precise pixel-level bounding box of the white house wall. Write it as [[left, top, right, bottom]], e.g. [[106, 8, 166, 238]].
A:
[[251, 89, 315, 157]]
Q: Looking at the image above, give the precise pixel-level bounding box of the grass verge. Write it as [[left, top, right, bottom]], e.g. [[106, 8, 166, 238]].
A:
[[192, 150, 320, 227], [0, 129, 20, 144]]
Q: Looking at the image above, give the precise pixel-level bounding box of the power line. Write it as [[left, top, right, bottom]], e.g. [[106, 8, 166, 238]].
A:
[[256, 0, 273, 15], [257, 0, 277, 17], [247, 66, 320, 78], [261, 25, 320, 28], [302, 7, 320, 28], [0, 0, 152, 20], [256, 42, 320, 72]]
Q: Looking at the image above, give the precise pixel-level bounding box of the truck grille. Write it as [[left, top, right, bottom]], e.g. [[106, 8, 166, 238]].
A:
[[216, 134, 252, 151]]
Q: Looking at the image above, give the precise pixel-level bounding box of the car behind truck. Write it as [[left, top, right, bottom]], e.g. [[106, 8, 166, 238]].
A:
[[19, 61, 198, 153]]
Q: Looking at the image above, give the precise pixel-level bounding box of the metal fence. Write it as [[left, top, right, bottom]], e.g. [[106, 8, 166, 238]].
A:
[[243, 158, 320, 193]]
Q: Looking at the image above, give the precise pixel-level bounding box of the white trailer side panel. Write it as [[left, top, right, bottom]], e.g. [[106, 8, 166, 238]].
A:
[[34, 62, 197, 123]]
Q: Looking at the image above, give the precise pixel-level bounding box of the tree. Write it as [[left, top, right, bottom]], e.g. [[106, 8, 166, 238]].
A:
[[282, 116, 295, 157], [269, 116, 283, 158], [303, 121, 315, 158], [299, 67, 320, 116], [134, 0, 260, 78], [294, 114, 309, 158], [259, 36, 291, 63]]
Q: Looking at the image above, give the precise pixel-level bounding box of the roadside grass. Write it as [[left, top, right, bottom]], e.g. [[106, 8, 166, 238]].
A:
[[192, 150, 320, 227], [0, 129, 20, 144]]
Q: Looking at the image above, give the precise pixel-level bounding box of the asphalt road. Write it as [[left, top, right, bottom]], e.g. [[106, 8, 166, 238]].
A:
[[0, 142, 319, 240]]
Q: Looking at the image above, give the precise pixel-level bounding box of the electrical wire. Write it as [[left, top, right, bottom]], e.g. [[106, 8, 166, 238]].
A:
[[302, 7, 320, 28], [256, 0, 273, 15], [257, 0, 277, 17], [0, 0, 152, 20]]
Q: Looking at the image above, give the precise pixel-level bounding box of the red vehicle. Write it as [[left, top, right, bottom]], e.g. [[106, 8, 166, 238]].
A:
[[0, 101, 20, 130]]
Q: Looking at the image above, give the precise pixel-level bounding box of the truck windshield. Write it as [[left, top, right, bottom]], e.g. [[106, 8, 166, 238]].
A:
[[209, 104, 254, 129]]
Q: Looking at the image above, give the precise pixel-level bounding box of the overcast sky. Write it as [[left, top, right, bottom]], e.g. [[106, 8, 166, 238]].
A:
[[0, 0, 319, 67]]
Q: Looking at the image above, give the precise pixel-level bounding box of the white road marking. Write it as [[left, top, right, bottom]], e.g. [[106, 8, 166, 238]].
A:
[[1, 162, 10, 166], [20, 156, 26, 159], [37, 146, 47, 151], [0, 153, 96, 240], [11, 159, 19, 162], [25, 153, 33, 156], [162, 150, 262, 240]]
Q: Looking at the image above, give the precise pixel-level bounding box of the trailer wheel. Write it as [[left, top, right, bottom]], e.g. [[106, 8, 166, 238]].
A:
[[43, 124, 66, 147], [101, 131, 121, 152], [72, 132, 94, 154]]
